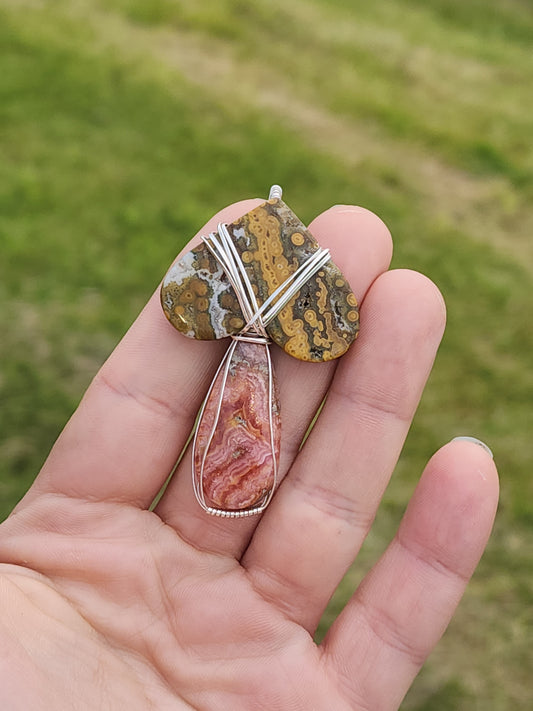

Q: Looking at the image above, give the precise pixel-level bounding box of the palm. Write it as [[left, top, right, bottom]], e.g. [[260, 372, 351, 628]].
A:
[[3, 499, 345, 710], [0, 201, 497, 711]]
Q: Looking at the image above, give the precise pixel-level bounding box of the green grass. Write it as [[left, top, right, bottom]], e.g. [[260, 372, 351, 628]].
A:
[[1, 0, 532, 708]]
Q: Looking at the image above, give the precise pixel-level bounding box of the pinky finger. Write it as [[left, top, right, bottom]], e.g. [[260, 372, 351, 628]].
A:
[[321, 438, 499, 711]]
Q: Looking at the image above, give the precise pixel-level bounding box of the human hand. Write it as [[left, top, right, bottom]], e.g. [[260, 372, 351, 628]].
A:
[[0, 200, 498, 710]]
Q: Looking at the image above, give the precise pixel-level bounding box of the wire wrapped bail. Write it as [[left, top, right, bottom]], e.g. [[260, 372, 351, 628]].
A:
[[268, 184, 283, 200]]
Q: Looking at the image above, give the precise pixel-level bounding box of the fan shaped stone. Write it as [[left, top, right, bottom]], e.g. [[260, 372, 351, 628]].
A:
[[161, 197, 359, 362]]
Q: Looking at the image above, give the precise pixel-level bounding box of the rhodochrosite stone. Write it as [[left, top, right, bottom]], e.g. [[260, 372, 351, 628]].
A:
[[161, 197, 359, 362], [194, 341, 281, 511]]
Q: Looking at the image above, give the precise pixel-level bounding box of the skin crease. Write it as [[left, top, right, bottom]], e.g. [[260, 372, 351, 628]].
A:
[[0, 201, 499, 710]]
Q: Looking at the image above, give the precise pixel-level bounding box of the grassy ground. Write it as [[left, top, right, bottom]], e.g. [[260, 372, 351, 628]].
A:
[[1, 0, 532, 708]]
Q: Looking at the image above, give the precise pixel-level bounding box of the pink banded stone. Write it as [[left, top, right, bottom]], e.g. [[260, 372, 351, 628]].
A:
[[194, 341, 281, 511]]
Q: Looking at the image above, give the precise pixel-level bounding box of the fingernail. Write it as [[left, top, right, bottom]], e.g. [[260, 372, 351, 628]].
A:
[[331, 204, 366, 213], [452, 436, 493, 459]]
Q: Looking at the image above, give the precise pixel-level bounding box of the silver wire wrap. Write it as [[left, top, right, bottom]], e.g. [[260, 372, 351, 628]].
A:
[[192, 186, 331, 517]]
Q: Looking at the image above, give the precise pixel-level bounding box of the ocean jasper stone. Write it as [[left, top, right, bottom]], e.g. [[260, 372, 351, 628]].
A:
[[194, 341, 280, 511], [161, 245, 244, 340], [161, 198, 359, 361]]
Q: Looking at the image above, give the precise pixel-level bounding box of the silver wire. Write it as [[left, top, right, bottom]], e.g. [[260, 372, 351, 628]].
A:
[[268, 184, 283, 200], [202, 232, 329, 338]]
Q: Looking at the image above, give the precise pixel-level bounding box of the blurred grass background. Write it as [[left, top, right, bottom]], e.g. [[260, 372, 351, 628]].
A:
[[0, 0, 531, 708]]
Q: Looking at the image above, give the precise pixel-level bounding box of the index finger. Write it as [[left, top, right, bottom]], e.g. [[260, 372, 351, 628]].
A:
[[19, 199, 263, 509]]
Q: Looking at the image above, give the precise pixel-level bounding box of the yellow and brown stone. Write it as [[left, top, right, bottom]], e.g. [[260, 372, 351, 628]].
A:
[[161, 198, 359, 361]]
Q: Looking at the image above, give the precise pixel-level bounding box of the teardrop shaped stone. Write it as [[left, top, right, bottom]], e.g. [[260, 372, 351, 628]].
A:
[[194, 340, 281, 511]]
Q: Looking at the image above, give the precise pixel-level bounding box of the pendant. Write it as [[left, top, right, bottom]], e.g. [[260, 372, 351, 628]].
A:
[[161, 186, 359, 517]]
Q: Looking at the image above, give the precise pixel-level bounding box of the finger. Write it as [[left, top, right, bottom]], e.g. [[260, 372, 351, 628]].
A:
[[155, 206, 393, 557], [243, 269, 446, 631], [322, 439, 498, 711], [21, 200, 263, 509]]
